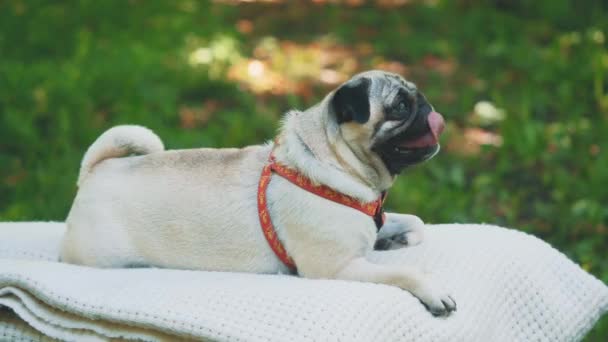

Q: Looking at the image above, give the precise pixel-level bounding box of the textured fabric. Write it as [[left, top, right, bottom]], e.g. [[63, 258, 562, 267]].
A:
[[0, 222, 606, 342]]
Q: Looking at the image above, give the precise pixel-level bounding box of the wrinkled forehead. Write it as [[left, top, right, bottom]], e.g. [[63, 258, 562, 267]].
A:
[[374, 74, 416, 100], [351, 71, 418, 119], [352, 70, 417, 95]]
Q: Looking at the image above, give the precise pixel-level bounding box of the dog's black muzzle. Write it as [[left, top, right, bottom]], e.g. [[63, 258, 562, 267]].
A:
[[373, 111, 445, 175]]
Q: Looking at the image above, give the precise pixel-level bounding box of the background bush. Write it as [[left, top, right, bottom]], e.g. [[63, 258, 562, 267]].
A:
[[1, 0, 606, 339]]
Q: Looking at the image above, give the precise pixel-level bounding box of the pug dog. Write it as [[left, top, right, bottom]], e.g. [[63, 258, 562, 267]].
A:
[[61, 70, 456, 316]]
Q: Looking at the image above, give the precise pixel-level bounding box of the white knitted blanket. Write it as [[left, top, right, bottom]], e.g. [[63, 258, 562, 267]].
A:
[[0, 222, 606, 342]]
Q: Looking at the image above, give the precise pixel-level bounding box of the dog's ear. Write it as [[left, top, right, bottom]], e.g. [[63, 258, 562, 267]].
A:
[[331, 77, 371, 124]]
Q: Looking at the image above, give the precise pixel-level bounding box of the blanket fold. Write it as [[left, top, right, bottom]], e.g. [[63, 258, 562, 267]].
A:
[[1, 222, 607, 342]]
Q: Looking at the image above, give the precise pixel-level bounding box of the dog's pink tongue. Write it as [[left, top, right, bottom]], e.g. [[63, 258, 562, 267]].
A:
[[401, 111, 445, 148]]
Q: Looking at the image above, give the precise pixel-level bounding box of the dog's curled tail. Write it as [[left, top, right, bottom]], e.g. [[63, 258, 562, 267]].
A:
[[77, 125, 164, 186]]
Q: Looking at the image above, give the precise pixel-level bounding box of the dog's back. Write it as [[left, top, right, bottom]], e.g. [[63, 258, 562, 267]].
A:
[[61, 126, 282, 272]]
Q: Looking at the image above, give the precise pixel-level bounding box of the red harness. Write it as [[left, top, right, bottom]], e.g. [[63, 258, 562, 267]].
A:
[[257, 153, 387, 271]]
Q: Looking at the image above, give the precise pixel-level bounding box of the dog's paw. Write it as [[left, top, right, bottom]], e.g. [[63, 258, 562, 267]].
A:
[[393, 230, 423, 246], [374, 238, 395, 250], [423, 293, 457, 317], [374, 231, 423, 250], [375, 215, 425, 250], [413, 282, 457, 317]]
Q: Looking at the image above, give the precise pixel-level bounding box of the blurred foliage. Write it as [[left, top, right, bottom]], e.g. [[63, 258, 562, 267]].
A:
[[0, 0, 607, 339]]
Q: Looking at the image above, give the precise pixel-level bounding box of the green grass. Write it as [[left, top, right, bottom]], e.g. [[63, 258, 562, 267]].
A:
[[0, 0, 606, 339]]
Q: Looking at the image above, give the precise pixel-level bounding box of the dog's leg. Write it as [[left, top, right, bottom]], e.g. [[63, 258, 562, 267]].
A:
[[335, 257, 456, 316], [375, 213, 424, 250]]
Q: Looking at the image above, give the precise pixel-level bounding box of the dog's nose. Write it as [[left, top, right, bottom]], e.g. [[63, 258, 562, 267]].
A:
[[428, 111, 445, 140]]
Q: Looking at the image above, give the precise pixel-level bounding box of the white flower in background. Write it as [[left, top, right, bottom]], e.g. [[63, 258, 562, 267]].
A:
[[187, 35, 242, 79], [473, 101, 506, 125], [589, 28, 605, 44], [247, 60, 265, 78], [189, 47, 213, 65]]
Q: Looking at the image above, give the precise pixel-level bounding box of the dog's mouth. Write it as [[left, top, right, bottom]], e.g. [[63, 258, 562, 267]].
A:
[[394, 111, 445, 151], [374, 111, 445, 174]]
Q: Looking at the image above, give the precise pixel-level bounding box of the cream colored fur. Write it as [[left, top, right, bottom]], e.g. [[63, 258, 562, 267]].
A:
[[61, 71, 456, 315], [77, 125, 164, 187]]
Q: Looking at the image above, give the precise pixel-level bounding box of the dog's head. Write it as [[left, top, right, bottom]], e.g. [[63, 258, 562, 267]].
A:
[[330, 70, 445, 175]]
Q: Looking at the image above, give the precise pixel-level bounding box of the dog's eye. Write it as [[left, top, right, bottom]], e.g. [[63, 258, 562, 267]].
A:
[[388, 100, 410, 121], [397, 101, 407, 112]]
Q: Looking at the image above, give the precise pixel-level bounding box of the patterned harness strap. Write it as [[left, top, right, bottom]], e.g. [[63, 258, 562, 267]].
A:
[[257, 153, 387, 272]]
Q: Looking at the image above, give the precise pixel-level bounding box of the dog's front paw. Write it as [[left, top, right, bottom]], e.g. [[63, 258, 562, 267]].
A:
[[413, 282, 457, 317], [374, 230, 423, 250], [375, 214, 425, 250], [392, 230, 423, 246]]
